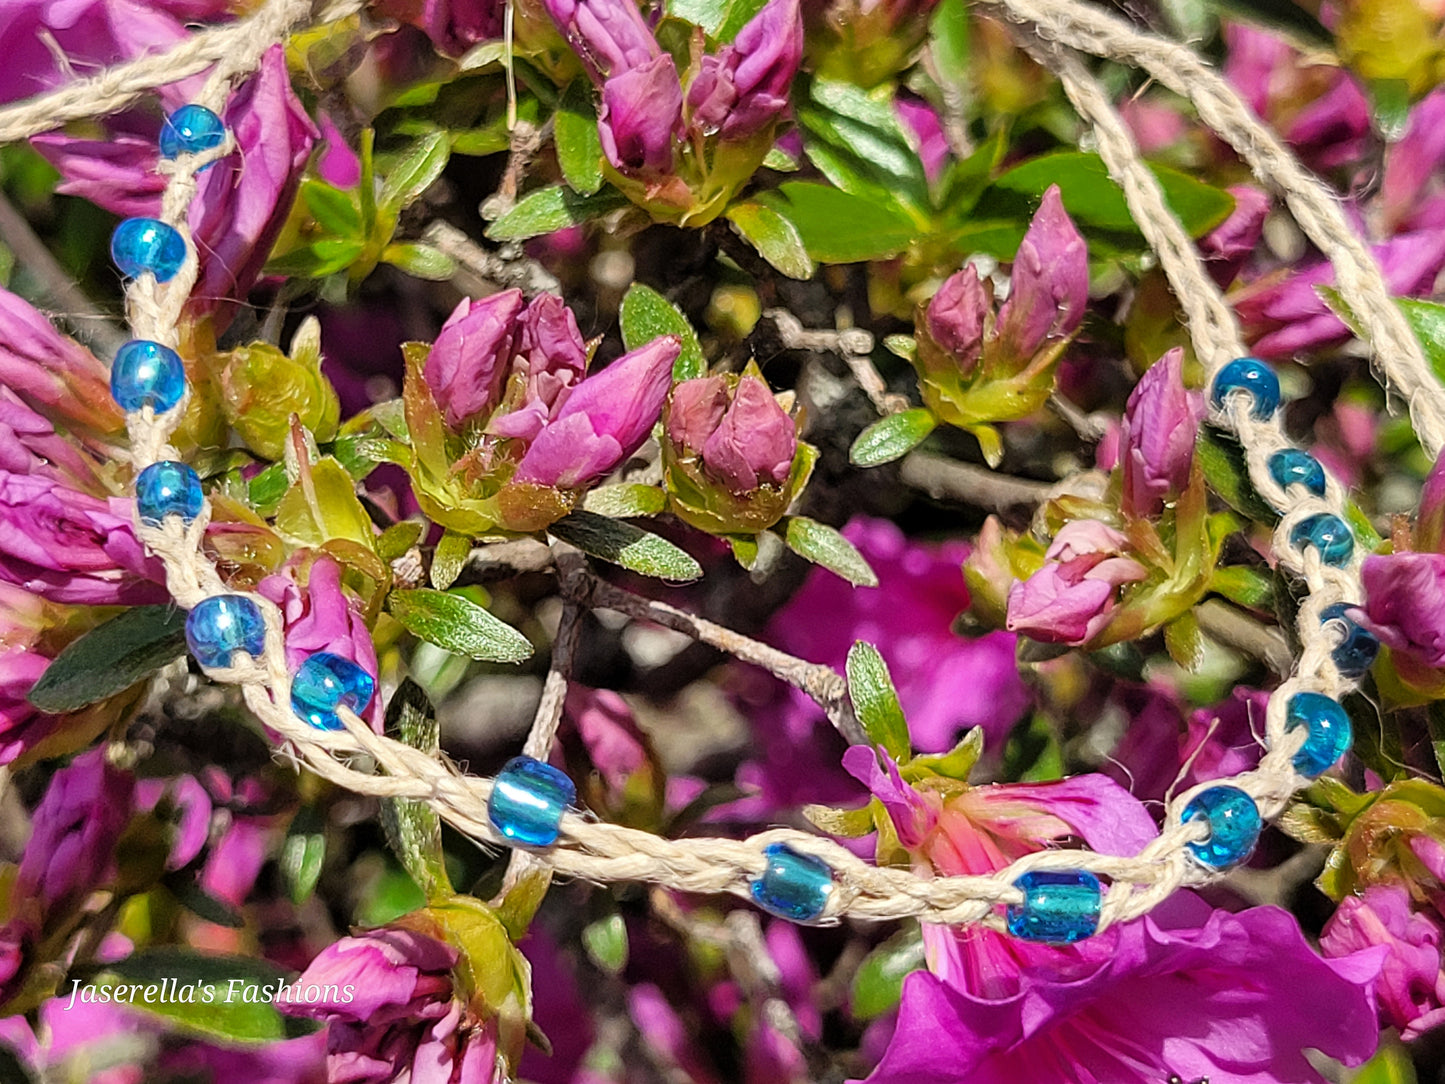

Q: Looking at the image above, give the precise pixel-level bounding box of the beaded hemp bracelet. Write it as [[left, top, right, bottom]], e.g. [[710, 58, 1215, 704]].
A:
[[105, 3, 1383, 944]]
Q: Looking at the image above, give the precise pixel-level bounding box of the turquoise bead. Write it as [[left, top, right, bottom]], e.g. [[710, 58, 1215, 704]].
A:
[[1320, 603, 1379, 678], [291, 652, 375, 731], [1286, 691, 1352, 777], [1289, 513, 1354, 566], [1268, 449, 1326, 497], [159, 104, 226, 160], [488, 755, 575, 847], [1181, 785, 1261, 869], [1210, 357, 1280, 419], [749, 843, 834, 922], [111, 340, 186, 413], [135, 461, 203, 526], [1006, 869, 1101, 943], [185, 595, 266, 669], [111, 217, 187, 282]]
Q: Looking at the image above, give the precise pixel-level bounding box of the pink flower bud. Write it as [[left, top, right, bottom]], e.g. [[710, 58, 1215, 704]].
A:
[[1201, 185, 1270, 286], [513, 335, 680, 488], [668, 375, 796, 493], [491, 292, 589, 442], [1359, 552, 1445, 677], [686, 0, 802, 141], [923, 266, 988, 373], [995, 185, 1088, 362], [545, 0, 659, 81], [0, 288, 122, 440], [1005, 520, 1146, 645], [1119, 347, 1205, 517], [424, 290, 526, 430], [599, 54, 685, 176]]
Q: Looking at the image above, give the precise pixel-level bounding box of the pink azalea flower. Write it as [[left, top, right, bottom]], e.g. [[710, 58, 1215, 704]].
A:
[[993, 185, 1088, 364], [0, 287, 123, 442], [599, 54, 686, 176], [667, 375, 797, 492], [685, 0, 803, 142], [424, 289, 526, 429], [489, 292, 589, 442], [1006, 520, 1147, 646], [1201, 185, 1270, 287], [1119, 347, 1206, 517], [895, 94, 949, 182]]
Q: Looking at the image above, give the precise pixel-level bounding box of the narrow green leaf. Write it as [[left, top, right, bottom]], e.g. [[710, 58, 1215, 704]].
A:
[[846, 642, 911, 759], [581, 913, 629, 974], [551, 511, 703, 581], [382, 242, 457, 281], [666, 0, 765, 39], [86, 949, 320, 1044], [619, 283, 707, 380], [29, 606, 187, 713], [1396, 297, 1445, 386], [802, 801, 877, 837], [377, 520, 425, 562], [381, 680, 453, 900], [300, 177, 362, 236], [556, 79, 604, 196], [850, 408, 937, 466], [430, 530, 472, 590], [486, 185, 628, 241], [163, 874, 245, 928], [1209, 565, 1275, 610], [929, 0, 971, 89], [756, 182, 917, 263], [725, 201, 815, 280], [1351, 1038, 1419, 1084], [1197, 425, 1277, 522], [582, 483, 668, 518], [378, 131, 450, 215], [389, 588, 534, 662], [906, 727, 985, 782], [264, 237, 364, 278], [851, 924, 925, 1019], [783, 516, 878, 586], [281, 806, 327, 905]]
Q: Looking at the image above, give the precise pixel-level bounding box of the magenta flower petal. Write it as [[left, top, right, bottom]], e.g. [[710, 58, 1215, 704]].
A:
[[425, 290, 526, 429], [995, 185, 1088, 361], [1119, 347, 1205, 517], [599, 54, 684, 176]]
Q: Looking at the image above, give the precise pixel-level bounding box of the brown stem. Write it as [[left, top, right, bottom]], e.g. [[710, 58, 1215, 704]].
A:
[[899, 451, 1053, 511], [1195, 598, 1292, 677]]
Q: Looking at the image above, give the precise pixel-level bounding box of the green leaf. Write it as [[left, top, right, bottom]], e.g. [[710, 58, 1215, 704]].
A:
[[86, 949, 320, 1044], [1205, 0, 1330, 47], [666, 0, 765, 39], [846, 642, 911, 759], [431, 530, 472, 590], [163, 874, 245, 928], [382, 242, 457, 281], [850, 408, 937, 466], [851, 924, 925, 1019], [725, 201, 815, 279], [378, 131, 450, 216], [1396, 297, 1445, 385], [1197, 425, 1277, 522], [756, 182, 917, 263], [486, 185, 629, 241], [1210, 565, 1275, 610], [275, 456, 376, 550], [381, 680, 453, 900], [582, 483, 668, 518], [1350, 1038, 1419, 1084], [281, 806, 326, 905], [783, 516, 879, 586], [264, 237, 364, 278], [929, 0, 971, 89], [976, 151, 1235, 241], [389, 588, 535, 662], [1001, 714, 1063, 782], [906, 727, 985, 782], [802, 801, 876, 836], [581, 913, 629, 974], [377, 519, 425, 562], [1367, 78, 1412, 141], [1163, 610, 1206, 671], [797, 78, 930, 217], [619, 283, 707, 380], [550, 511, 703, 582], [29, 606, 187, 713], [556, 79, 604, 195], [300, 177, 362, 236]]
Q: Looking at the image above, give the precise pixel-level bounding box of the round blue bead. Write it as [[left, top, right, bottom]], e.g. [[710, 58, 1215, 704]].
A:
[[1210, 357, 1281, 420], [749, 843, 834, 922], [1268, 449, 1326, 497], [159, 104, 226, 160], [1320, 603, 1379, 678], [1286, 691, 1353, 777], [291, 652, 375, 731], [1289, 513, 1355, 566], [1006, 869, 1101, 943], [135, 461, 203, 526], [488, 755, 576, 847], [1181, 785, 1262, 869], [185, 594, 266, 669], [111, 217, 187, 282], [111, 340, 186, 413]]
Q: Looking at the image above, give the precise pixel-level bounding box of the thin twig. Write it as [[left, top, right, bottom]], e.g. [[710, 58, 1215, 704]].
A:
[[521, 548, 586, 761], [766, 308, 906, 416], [458, 538, 555, 583], [1196, 598, 1293, 677], [899, 450, 1053, 511], [422, 220, 560, 297]]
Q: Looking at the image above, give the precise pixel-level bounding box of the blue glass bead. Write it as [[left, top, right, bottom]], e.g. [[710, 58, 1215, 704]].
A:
[[185, 594, 266, 669], [1181, 785, 1262, 869], [110, 217, 187, 282], [1320, 602, 1379, 678], [488, 755, 576, 847], [1210, 357, 1281, 419], [749, 843, 834, 922], [291, 652, 375, 731], [135, 461, 203, 526], [1286, 691, 1353, 778], [111, 340, 186, 413], [1006, 870, 1102, 943], [1268, 449, 1326, 497], [1289, 513, 1355, 567], [159, 104, 226, 160]]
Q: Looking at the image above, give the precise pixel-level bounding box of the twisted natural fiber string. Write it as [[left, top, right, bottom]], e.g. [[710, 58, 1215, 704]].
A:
[[980, 0, 1445, 460]]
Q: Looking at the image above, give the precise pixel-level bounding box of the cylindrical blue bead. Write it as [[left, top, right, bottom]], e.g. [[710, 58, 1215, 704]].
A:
[[1289, 513, 1355, 566], [749, 843, 834, 922], [1210, 357, 1280, 419], [1320, 603, 1379, 678], [185, 595, 266, 669], [1181, 785, 1262, 869], [488, 755, 576, 847], [135, 461, 203, 526], [159, 104, 226, 160], [111, 217, 187, 282], [291, 652, 375, 731], [111, 340, 186, 413], [1268, 449, 1326, 497], [1006, 870, 1101, 943], [1286, 691, 1353, 777]]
